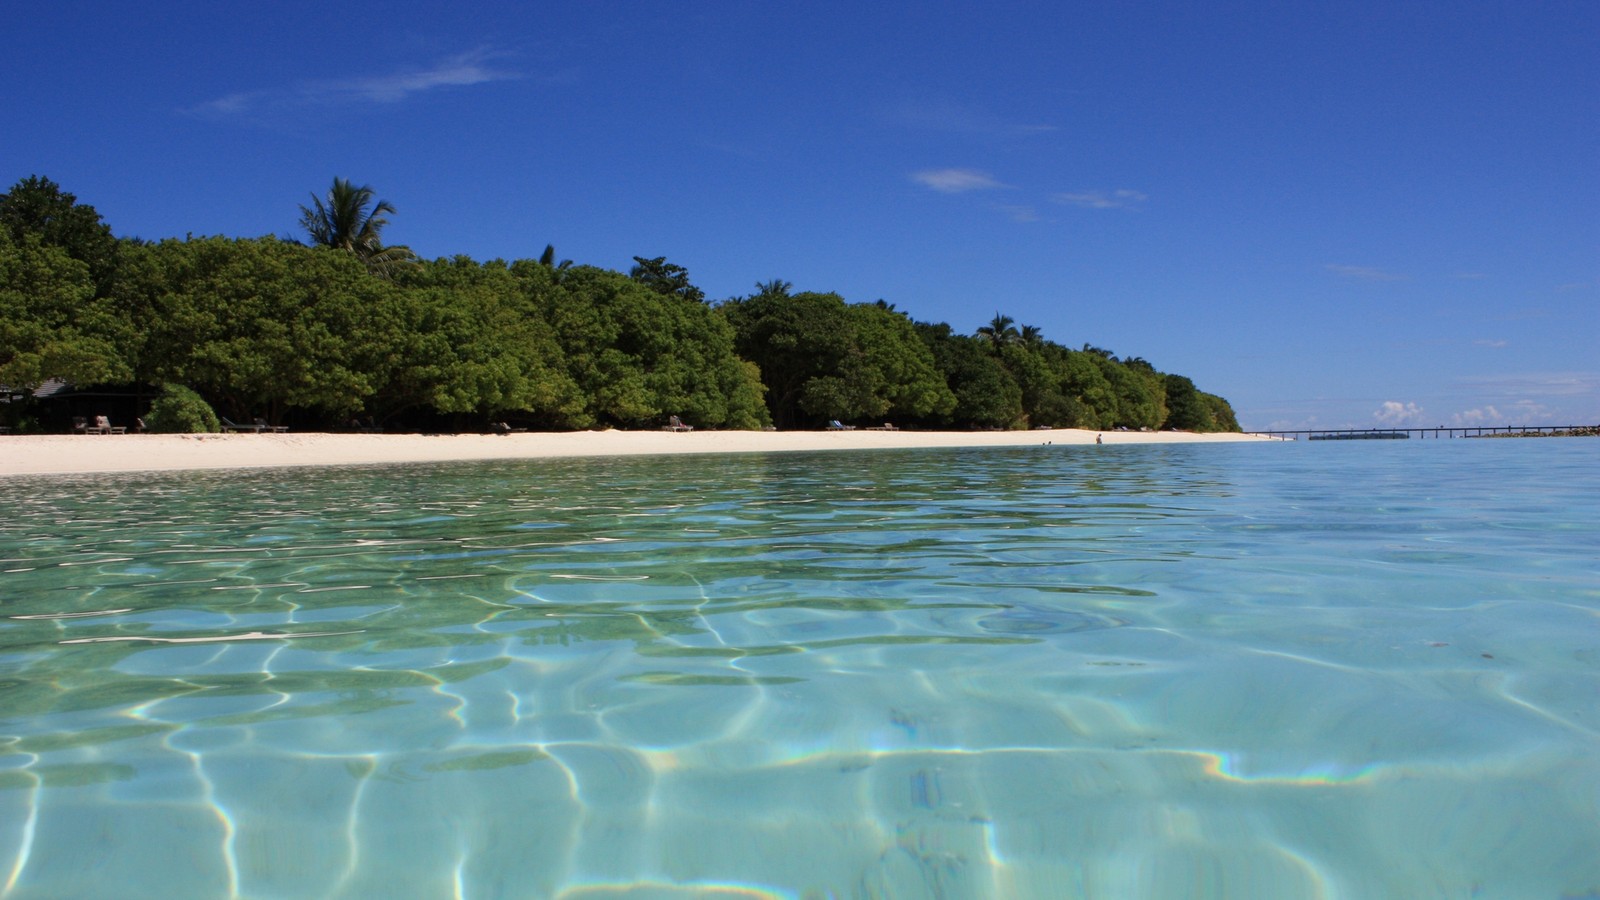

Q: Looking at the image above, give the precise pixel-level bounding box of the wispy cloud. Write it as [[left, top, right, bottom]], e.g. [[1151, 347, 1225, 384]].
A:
[[892, 100, 1057, 137], [1325, 264, 1407, 282], [912, 169, 1007, 193], [189, 48, 519, 117], [993, 204, 1040, 223], [1373, 400, 1426, 425], [327, 50, 517, 102], [1053, 189, 1147, 210], [1473, 339, 1508, 348], [1445, 372, 1600, 424], [1455, 371, 1600, 399]]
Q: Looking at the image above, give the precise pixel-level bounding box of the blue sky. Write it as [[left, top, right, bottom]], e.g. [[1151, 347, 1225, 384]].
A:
[[5, 1, 1595, 430]]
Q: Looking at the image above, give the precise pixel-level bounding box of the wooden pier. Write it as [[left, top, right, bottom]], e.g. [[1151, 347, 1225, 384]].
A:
[[1249, 424, 1598, 440]]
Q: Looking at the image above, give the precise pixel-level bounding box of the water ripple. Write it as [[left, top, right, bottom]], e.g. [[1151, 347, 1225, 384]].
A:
[[2, 444, 1598, 896]]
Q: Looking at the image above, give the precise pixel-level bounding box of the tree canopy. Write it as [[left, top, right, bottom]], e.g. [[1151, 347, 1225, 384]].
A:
[[0, 174, 1241, 434]]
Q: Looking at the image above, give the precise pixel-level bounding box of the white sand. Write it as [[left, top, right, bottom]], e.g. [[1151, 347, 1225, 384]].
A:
[[0, 428, 1279, 477]]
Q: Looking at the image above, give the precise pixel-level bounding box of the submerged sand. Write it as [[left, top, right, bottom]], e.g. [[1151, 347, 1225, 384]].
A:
[[0, 428, 1278, 477]]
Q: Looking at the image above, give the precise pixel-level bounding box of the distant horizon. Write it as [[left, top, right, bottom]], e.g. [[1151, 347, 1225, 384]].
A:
[[4, 1, 1594, 430]]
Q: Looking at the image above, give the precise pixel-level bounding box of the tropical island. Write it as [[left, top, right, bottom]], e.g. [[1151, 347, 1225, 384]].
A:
[[1, 175, 1239, 436]]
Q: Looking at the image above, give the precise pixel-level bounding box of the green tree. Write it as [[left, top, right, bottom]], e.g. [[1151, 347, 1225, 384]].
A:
[[546, 267, 767, 428], [918, 322, 1023, 428], [976, 312, 1019, 352], [1202, 392, 1241, 432], [1162, 374, 1217, 431], [843, 303, 955, 422], [0, 175, 123, 296], [752, 279, 792, 299], [1094, 356, 1163, 430], [142, 384, 220, 433], [722, 291, 950, 428], [132, 236, 399, 421], [374, 256, 584, 427], [999, 341, 1070, 427], [298, 177, 417, 275], [629, 256, 705, 303], [1054, 348, 1119, 429], [0, 231, 130, 391], [538, 244, 573, 284], [1019, 323, 1044, 350]]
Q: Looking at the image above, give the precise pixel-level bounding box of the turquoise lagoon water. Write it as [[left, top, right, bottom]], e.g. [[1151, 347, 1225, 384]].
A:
[[1, 440, 1597, 899]]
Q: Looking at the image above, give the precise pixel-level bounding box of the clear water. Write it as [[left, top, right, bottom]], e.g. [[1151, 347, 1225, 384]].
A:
[[1, 441, 1597, 899]]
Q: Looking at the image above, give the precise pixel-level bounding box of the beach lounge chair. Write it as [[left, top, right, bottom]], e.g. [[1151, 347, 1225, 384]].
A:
[[254, 418, 289, 433], [826, 420, 854, 431], [662, 416, 693, 432], [865, 422, 898, 431], [220, 417, 264, 433]]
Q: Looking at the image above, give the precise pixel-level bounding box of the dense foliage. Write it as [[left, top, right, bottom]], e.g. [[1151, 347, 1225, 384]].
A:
[[0, 175, 1239, 433], [142, 384, 219, 433]]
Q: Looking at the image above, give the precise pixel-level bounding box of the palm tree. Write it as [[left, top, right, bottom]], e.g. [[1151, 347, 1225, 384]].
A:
[[1020, 324, 1044, 350], [539, 244, 573, 283], [976, 312, 1019, 351], [753, 279, 792, 299], [298, 177, 416, 275]]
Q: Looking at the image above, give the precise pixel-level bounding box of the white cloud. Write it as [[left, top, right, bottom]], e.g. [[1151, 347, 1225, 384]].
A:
[[1054, 189, 1147, 210], [188, 48, 518, 117], [912, 169, 1006, 193], [1473, 339, 1508, 348], [1450, 406, 1501, 426], [1373, 401, 1425, 425], [1325, 264, 1407, 282]]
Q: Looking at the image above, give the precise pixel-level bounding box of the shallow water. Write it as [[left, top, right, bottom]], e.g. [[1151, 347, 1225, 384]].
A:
[[1, 440, 1597, 898]]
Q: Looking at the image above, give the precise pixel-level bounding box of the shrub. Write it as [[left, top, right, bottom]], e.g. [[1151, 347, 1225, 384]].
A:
[[143, 385, 219, 433]]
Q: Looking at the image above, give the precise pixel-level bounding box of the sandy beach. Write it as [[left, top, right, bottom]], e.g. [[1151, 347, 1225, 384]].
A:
[[0, 428, 1277, 477]]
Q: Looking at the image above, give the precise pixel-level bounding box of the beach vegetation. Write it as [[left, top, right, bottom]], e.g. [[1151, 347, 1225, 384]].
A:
[[377, 255, 585, 428], [0, 175, 123, 296], [121, 236, 393, 423], [720, 290, 953, 428], [976, 312, 1019, 351], [1163, 374, 1215, 431], [917, 323, 1023, 428], [628, 256, 706, 304], [298, 177, 418, 276], [142, 384, 220, 433], [0, 175, 1240, 433], [538, 244, 573, 284], [0, 230, 130, 392], [544, 265, 768, 429]]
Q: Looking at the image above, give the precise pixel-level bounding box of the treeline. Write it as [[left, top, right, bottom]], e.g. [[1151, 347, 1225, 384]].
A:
[[1, 175, 1239, 433]]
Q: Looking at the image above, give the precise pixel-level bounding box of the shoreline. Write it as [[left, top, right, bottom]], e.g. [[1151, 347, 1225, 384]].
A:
[[0, 428, 1279, 478]]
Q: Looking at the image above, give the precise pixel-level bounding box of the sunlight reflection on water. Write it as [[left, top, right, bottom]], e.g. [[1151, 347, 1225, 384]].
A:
[[1, 441, 1598, 897]]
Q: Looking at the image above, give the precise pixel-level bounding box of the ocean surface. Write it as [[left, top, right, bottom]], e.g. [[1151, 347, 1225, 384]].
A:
[[0, 440, 1596, 899]]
